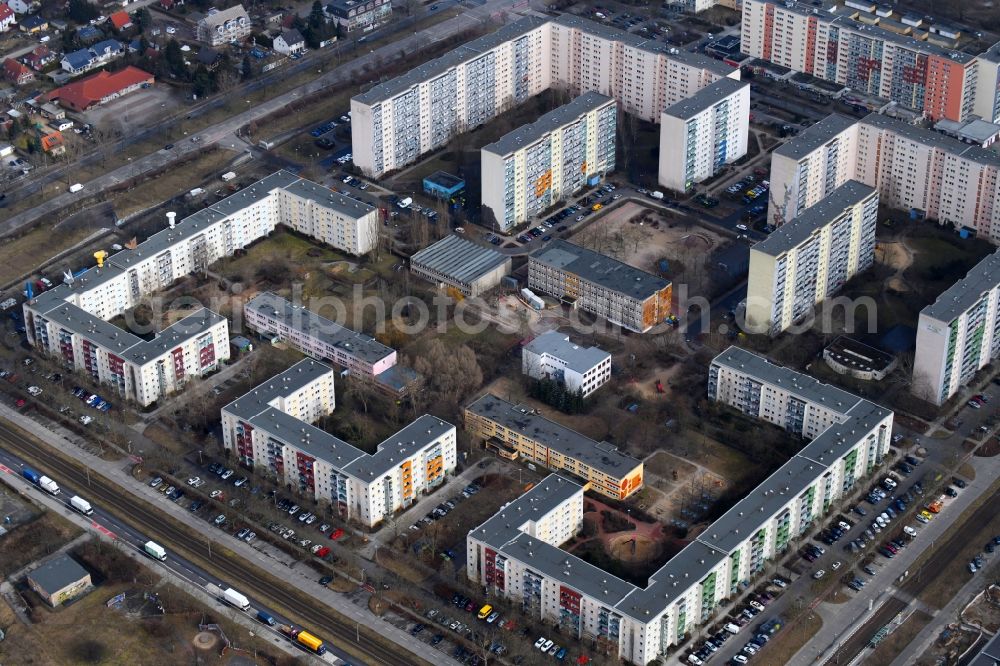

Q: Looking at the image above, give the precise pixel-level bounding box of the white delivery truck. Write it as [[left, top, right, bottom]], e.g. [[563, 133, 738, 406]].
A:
[[223, 587, 251, 611], [143, 541, 167, 561], [221, 171, 237, 182], [70, 496, 94, 515], [39, 476, 60, 495]]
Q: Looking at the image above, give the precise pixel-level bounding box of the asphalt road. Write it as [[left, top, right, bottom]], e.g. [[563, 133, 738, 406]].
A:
[[0, 418, 422, 666], [1, 0, 522, 237]]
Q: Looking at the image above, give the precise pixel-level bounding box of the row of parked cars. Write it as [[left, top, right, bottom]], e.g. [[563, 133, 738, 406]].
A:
[[71, 386, 112, 412], [686, 582, 786, 665], [410, 482, 480, 531]]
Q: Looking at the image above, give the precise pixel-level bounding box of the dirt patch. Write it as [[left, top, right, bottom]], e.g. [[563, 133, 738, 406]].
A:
[[568, 201, 726, 298], [755, 610, 822, 663], [606, 533, 662, 564], [0, 511, 83, 577], [975, 438, 1000, 457], [368, 596, 389, 616], [143, 422, 192, 457]]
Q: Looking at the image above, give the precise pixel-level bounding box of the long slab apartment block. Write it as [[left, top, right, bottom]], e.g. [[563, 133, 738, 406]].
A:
[[528, 239, 672, 333], [741, 0, 1000, 123], [658, 77, 750, 192], [222, 359, 457, 527], [351, 14, 739, 177], [243, 291, 416, 394], [913, 249, 1000, 405], [746, 180, 878, 335], [468, 349, 891, 664], [24, 171, 377, 406], [463, 393, 643, 499], [767, 112, 1000, 245], [409, 235, 512, 297], [481, 92, 616, 231]]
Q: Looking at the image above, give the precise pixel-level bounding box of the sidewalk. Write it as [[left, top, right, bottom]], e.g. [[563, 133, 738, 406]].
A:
[[0, 402, 459, 666], [789, 449, 1000, 665]]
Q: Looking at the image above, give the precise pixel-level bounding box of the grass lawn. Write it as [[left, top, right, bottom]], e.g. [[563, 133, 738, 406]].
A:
[[866, 610, 933, 665], [1, 581, 281, 665], [0, 511, 83, 577], [0, 223, 98, 286], [681, 430, 758, 488], [110, 148, 236, 217], [757, 610, 822, 663]]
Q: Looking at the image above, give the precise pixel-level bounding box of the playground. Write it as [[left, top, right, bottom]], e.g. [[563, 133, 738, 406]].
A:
[[565, 497, 686, 586]]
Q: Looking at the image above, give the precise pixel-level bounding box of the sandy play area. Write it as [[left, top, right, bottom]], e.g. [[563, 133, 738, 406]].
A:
[[569, 202, 726, 295]]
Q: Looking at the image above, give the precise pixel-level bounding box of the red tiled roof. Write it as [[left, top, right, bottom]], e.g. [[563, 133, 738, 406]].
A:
[[0, 3, 13, 21], [46, 66, 154, 111], [41, 132, 64, 152], [3, 58, 32, 83], [109, 10, 132, 29]]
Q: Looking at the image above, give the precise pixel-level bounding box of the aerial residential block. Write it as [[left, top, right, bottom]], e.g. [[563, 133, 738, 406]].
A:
[[468, 357, 890, 665], [463, 393, 643, 499], [746, 181, 878, 335], [244, 292, 410, 391], [351, 15, 739, 177], [767, 113, 859, 226], [912, 250, 1000, 405], [196, 4, 250, 46], [24, 171, 378, 406], [767, 112, 1000, 245], [521, 330, 611, 397], [658, 78, 750, 192], [223, 361, 457, 527], [325, 0, 392, 33], [409, 235, 512, 297], [481, 92, 616, 230], [528, 240, 672, 333], [741, 0, 986, 122]]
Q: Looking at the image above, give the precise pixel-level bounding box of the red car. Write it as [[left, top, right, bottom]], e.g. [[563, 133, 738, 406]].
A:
[[315, 546, 331, 558], [15, 398, 26, 408], [329, 528, 344, 540], [465, 600, 475, 612]]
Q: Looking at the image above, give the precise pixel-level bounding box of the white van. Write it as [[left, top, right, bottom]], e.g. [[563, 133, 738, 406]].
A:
[[69, 183, 83, 193]]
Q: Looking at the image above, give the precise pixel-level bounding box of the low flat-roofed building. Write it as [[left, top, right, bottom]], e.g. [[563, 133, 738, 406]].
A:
[[464, 393, 643, 499], [823, 336, 897, 380], [522, 330, 611, 397], [422, 171, 465, 200], [529, 240, 672, 333], [27, 555, 92, 606], [409, 235, 511, 297], [244, 291, 398, 381]]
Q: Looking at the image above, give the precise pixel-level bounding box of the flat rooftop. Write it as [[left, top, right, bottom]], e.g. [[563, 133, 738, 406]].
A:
[[524, 330, 609, 373], [466, 393, 641, 478], [860, 113, 1000, 167], [662, 78, 748, 121], [531, 239, 670, 302], [824, 335, 896, 373], [751, 180, 875, 257], [920, 249, 1000, 324], [483, 92, 613, 157], [245, 292, 395, 365], [410, 235, 510, 286], [773, 113, 857, 161], [223, 359, 333, 422], [711, 346, 862, 413]]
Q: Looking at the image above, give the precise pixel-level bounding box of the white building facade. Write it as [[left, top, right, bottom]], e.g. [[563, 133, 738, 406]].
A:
[[351, 15, 739, 177], [746, 181, 878, 335], [468, 349, 891, 665], [522, 330, 611, 397], [658, 78, 750, 192], [223, 361, 457, 527], [912, 251, 1000, 405], [481, 92, 616, 230]]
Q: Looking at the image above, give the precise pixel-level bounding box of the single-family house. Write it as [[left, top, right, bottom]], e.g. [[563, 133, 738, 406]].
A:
[[76, 25, 103, 44], [18, 13, 46, 33], [0, 3, 15, 32], [24, 45, 55, 70], [39, 102, 64, 119], [273, 28, 304, 56], [61, 39, 123, 75], [40, 131, 65, 155], [3, 58, 33, 85], [109, 10, 132, 31]]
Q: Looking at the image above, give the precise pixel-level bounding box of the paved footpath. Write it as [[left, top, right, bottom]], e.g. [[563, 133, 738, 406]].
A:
[[788, 451, 1000, 665], [0, 402, 459, 666]]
